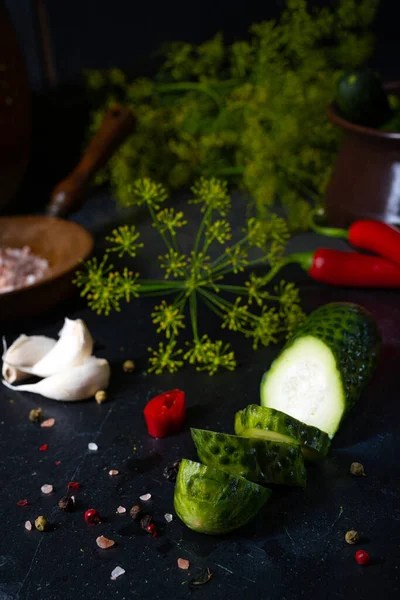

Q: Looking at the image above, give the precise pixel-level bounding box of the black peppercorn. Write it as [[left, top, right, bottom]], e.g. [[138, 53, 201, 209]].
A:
[[58, 494, 75, 512], [163, 459, 182, 482], [140, 515, 152, 530], [130, 504, 142, 520]]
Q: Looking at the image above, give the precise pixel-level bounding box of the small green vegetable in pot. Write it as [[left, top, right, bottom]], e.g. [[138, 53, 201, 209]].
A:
[[191, 428, 306, 487], [336, 68, 392, 127], [174, 459, 270, 535]]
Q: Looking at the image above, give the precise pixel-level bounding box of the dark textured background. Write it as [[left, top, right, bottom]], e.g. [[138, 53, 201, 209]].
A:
[[0, 192, 399, 599]]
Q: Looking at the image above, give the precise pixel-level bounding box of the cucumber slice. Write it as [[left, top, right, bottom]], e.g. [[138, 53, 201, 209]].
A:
[[191, 428, 306, 487], [260, 302, 380, 438], [234, 404, 331, 459], [174, 459, 270, 535]]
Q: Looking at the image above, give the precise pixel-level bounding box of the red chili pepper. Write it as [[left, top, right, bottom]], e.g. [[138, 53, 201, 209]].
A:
[[291, 249, 400, 287], [144, 389, 186, 439], [310, 212, 400, 266]]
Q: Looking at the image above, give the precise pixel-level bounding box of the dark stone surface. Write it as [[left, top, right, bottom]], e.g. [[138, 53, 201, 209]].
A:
[[0, 192, 399, 600]]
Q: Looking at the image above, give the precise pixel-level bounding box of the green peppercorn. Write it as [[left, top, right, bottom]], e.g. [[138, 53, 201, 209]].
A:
[[35, 515, 49, 531], [123, 360, 135, 373], [345, 530, 360, 545], [350, 462, 366, 477], [29, 407, 42, 423]]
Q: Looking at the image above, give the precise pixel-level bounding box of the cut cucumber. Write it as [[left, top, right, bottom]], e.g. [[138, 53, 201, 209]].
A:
[[260, 302, 380, 438], [174, 458, 270, 535], [191, 428, 306, 487], [234, 405, 331, 459]]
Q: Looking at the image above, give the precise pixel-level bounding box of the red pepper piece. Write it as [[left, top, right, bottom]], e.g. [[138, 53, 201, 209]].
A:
[[291, 249, 400, 287], [17, 499, 29, 507], [144, 389, 186, 439], [310, 213, 400, 267], [355, 549, 370, 565], [39, 444, 48, 452]]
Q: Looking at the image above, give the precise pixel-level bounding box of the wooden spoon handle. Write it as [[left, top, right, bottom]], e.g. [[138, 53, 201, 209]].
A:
[[47, 104, 135, 218]]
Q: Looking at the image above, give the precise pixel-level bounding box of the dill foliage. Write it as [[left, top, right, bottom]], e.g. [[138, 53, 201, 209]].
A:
[[74, 178, 305, 375], [85, 0, 378, 228]]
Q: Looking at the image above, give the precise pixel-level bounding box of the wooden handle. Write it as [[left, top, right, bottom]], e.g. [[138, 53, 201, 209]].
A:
[[47, 104, 135, 218]]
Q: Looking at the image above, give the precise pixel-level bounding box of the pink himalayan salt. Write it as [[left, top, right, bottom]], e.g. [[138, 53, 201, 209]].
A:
[[96, 535, 115, 549], [25, 520, 32, 531], [41, 418, 55, 428], [177, 558, 190, 570], [0, 246, 48, 294]]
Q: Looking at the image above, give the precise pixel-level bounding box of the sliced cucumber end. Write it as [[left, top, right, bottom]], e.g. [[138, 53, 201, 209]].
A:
[[260, 336, 345, 438], [239, 427, 298, 446]]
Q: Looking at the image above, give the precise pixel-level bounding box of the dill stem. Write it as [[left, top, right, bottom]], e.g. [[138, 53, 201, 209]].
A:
[[189, 292, 199, 342]]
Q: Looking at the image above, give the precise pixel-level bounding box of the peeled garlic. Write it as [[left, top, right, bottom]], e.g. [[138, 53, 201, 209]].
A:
[[2, 335, 56, 383], [2, 356, 110, 401], [4, 318, 93, 378]]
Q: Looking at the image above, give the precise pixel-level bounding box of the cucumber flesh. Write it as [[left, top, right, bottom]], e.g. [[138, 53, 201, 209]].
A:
[[235, 404, 331, 458], [191, 427, 307, 487], [174, 459, 270, 535], [260, 302, 380, 438]]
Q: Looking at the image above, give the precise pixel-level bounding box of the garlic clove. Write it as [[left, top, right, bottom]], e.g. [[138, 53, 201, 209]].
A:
[[2, 334, 56, 383], [2, 356, 110, 401], [8, 318, 94, 378]]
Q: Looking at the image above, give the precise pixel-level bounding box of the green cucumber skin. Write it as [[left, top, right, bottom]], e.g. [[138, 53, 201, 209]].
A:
[[261, 303, 380, 430], [235, 405, 331, 458], [337, 68, 391, 127], [174, 459, 270, 535], [191, 428, 307, 487]]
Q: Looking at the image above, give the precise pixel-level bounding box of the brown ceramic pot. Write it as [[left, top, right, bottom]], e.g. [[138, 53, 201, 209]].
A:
[[325, 82, 400, 227]]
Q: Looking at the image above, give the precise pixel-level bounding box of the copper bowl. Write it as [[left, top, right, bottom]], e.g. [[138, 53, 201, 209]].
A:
[[0, 216, 93, 320], [325, 82, 400, 227]]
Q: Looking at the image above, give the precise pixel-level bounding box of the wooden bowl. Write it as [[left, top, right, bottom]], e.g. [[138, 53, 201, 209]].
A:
[[0, 216, 94, 320]]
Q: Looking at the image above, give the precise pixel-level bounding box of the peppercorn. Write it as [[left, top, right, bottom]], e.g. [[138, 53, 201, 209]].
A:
[[84, 508, 102, 525], [29, 407, 42, 423], [58, 494, 75, 512], [95, 390, 107, 404], [345, 530, 360, 545], [123, 359, 135, 373], [35, 515, 49, 531], [355, 549, 370, 565], [130, 504, 142, 520], [350, 462, 366, 477], [163, 459, 182, 482], [140, 515, 152, 530]]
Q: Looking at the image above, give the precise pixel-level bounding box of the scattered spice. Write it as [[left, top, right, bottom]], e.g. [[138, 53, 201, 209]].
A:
[[122, 359, 135, 373], [163, 459, 182, 482], [58, 494, 75, 512], [345, 530, 360, 545], [88, 442, 98, 451], [41, 484, 53, 495], [29, 408, 42, 423], [41, 418, 55, 428], [96, 535, 115, 549], [145, 523, 157, 537], [144, 390, 186, 438], [24, 520, 32, 531], [117, 506, 126, 514], [190, 567, 213, 587], [109, 469, 119, 476], [350, 462, 366, 477], [17, 499, 28, 507], [178, 558, 190, 570], [39, 444, 48, 452], [164, 513, 173, 523], [130, 504, 142, 520], [139, 493, 151, 502], [68, 481, 80, 490], [95, 390, 107, 404], [84, 508, 102, 525], [35, 515, 49, 531], [355, 549, 370, 565], [111, 566, 125, 580], [140, 515, 152, 530]]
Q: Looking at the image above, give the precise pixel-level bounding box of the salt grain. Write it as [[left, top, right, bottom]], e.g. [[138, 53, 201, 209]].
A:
[[25, 520, 32, 531], [117, 506, 126, 514], [109, 469, 119, 476], [41, 484, 53, 494], [40, 418, 55, 428], [164, 513, 173, 523], [88, 442, 98, 451], [178, 558, 190, 570], [139, 493, 151, 502], [96, 535, 115, 549], [111, 566, 125, 580]]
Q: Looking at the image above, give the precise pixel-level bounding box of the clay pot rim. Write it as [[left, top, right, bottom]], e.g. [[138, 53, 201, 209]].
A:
[[328, 80, 400, 140]]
